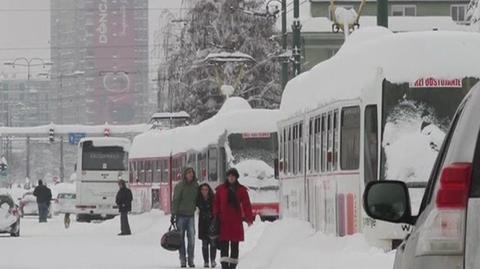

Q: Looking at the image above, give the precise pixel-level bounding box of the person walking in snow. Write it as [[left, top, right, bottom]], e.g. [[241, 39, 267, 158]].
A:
[[213, 168, 254, 269], [171, 167, 199, 268], [33, 180, 52, 223], [115, 179, 133, 235], [197, 183, 217, 268]]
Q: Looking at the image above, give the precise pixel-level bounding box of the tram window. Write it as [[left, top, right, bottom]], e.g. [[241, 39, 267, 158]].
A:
[[321, 114, 326, 172], [333, 110, 339, 171], [308, 119, 313, 172], [162, 160, 169, 183], [340, 106, 360, 170], [364, 105, 378, 183], [288, 127, 292, 174], [208, 148, 218, 182], [327, 113, 332, 171], [299, 123, 304, 174], [292, 125, 297, 174], [314, 118, 320, 172]]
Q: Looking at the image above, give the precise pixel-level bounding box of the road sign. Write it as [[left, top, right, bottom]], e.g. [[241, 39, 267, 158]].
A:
[[68, 133, 87, 145]]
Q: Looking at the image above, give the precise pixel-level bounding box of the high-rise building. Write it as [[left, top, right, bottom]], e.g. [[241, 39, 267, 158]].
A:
[[0, 78, 51, 127], [50, 0, 149, 124]]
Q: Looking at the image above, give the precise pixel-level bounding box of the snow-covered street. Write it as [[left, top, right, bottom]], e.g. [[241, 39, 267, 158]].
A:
[[0, 211, 394, 269]]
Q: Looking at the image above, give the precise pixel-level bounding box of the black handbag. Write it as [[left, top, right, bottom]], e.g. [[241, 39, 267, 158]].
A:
[[161, 224, 182, 251]]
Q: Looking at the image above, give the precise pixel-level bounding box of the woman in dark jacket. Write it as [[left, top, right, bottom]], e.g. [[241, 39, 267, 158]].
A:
[[213, 168, 254, 269], [197, 183, 217, 268]]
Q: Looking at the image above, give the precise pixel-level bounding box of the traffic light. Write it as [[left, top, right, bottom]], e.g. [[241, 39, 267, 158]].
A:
[[104, 128, 111, 137], [49, 128, 55, 142]]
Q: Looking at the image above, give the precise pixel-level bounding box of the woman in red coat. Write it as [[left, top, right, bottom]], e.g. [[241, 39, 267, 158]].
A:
[[213, 168, 254, 269]]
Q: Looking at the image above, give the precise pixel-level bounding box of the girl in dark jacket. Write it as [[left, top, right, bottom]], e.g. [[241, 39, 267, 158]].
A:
[[197, 183, 217, 268], [213, 168, 254, 269]]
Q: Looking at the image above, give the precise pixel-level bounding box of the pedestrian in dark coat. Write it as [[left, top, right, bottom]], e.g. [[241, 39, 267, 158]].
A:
[[197, 183, 217, 268], [213, 168, 254, 269], [33, 180, 52, 223], [115, 180, 133, 235]]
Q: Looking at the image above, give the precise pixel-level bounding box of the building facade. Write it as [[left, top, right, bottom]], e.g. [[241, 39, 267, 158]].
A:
[[0, 79, 51, 127], [50, 0, 149, 125], [293, 0, 470, 71]]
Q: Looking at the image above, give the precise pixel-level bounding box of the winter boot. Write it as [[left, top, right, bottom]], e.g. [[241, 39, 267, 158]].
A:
[[211, 261, 217, 268]]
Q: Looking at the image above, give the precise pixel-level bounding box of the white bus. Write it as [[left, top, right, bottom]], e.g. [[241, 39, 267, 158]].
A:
[[278, 28, 480, 249], [75, 137, 130, 222]]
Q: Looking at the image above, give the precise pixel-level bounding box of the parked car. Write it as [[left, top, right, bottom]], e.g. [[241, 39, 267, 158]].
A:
[[0, 194, 21, 237], [20, 192, 52, 218], [363, 82, 480, 269], [54, 193, 76, 215]]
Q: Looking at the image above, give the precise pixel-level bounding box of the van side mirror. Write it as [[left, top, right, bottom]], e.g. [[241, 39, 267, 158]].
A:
[[363, 180, 415, 225]]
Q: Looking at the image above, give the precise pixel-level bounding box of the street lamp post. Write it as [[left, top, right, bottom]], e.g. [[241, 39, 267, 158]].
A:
[[4, 57, 53, 80]]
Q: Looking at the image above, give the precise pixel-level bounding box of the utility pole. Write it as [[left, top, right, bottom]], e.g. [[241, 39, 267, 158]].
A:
[[292, 0, 302, 76], [281, 0, 288, 89], [377, 0, 389, 28]]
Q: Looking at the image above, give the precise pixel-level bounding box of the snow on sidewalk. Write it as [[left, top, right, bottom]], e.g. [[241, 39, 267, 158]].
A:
[[239, 219, 395, 269]]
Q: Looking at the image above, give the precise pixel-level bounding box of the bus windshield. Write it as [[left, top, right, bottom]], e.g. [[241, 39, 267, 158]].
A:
[[82, 141, 128, 171], [228, 133, 278, 180], [381, 78, 477, 183]]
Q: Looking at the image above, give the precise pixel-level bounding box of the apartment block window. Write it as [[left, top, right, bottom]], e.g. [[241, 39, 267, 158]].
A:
[[451, 5, 468, 23], [391, 5, 416, 16]]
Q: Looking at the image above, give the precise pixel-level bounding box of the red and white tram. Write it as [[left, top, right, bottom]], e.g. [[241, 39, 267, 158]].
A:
[[129, 97, 280, 220], [278, 28, 480, 249]]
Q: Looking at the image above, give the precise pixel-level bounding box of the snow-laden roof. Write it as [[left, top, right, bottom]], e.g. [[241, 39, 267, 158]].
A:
[[150, 111, 190, 120], [204, 51, 256, 63], [130, 97, 280, 159], [280, 28, 480, 118], [0, 123, 149, 136], [80, 137, 131, 151]]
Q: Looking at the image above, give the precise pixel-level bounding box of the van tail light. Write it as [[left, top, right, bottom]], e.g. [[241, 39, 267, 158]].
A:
[[416, 163, 472, 256]]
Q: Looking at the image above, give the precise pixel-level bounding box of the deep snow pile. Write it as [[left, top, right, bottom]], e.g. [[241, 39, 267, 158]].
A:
[[130, 97, 279, 159], [280, 28, 480, 118], [240, 219, 395, 269]]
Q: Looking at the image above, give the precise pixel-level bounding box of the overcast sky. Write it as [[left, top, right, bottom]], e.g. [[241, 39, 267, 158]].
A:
[[0, 0, 184, 79]]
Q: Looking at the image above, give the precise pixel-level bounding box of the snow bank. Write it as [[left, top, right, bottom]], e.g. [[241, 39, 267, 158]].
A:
[[130, 97, 279, 159], [240, 219, 395, 269], [280, 29, 480, 117]]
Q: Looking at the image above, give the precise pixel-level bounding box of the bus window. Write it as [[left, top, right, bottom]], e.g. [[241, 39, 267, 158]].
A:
[[208, 148, 218, 182], [340, 106, 360, 170], [81, 142, 127, 171], [333, 109, 339, 171], [293, 125, 298, 174], [321, 114, 326, 172], [364, 105, 378, 183]]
